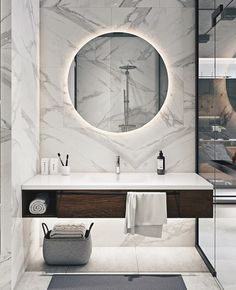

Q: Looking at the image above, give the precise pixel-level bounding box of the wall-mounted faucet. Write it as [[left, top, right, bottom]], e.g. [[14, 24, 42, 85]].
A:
[[116, 156, 120, 175]]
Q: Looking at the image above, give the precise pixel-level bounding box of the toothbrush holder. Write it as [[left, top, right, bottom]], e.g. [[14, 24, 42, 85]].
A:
[[61, 166, 70, 176]]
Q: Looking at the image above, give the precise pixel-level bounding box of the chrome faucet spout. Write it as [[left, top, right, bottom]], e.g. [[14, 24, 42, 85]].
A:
[[116, 156, 120, 174]]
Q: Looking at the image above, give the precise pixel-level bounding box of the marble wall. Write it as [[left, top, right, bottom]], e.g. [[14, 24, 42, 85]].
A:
[[0, 0, 12, 288], [0, 1, 197, 288], [11, 0, 40, 287], [40, 0, 196, 173], [40, 217, 195, 248], [39, 0, 196, 248], [1, 0, 40, 289], [1, 0, 12, 258]]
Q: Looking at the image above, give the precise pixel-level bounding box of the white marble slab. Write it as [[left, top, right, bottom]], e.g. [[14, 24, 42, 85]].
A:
[[40, 4, 195, 173], [22, 172, 213, 190]]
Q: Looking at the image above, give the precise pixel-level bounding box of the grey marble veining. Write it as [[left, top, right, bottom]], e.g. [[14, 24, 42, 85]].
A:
[[0, 2, 12, 290], [38, 0, 196, 252], [1, 0, 12, 263], [0, 0, 41, 289], [40, 3, 195, 170], [40, 0, 161, 8], [40, 0, 195, 8]]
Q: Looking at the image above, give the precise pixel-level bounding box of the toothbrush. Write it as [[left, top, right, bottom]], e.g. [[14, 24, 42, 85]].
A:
[[57, 153, 64, 166], [65, 154, 69, 166]]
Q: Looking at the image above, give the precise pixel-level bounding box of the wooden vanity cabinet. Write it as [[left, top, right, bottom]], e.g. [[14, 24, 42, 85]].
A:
[[57, 192, 126, 218], [22, 189, 213, 218]]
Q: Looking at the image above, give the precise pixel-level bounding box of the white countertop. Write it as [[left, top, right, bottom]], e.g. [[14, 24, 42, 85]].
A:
[[22, 172, 213, 190]]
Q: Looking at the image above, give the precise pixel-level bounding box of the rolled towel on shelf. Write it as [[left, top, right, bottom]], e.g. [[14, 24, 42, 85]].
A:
[[29, 193, 49, 215], [50, 223, 86, 239]]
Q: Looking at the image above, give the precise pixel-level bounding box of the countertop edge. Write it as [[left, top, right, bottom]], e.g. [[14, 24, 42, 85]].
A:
[[22, 185, 213, 190]]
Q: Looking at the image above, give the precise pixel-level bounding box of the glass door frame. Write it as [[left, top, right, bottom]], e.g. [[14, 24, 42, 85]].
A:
[[195, 0, 216, 277]]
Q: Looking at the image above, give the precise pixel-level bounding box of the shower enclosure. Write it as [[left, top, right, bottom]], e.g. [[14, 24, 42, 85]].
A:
[[197, 1, 236, 289]]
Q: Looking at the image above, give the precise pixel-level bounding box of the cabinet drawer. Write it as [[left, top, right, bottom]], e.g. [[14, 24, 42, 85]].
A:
[[57, 193, 126, 218], [179, 190, 213, 218]]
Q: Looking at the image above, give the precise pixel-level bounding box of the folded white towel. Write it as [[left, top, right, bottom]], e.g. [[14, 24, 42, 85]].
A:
[[50, 223, 86, 239], [125, 192, 167, 238], [29, 193, 49, 215]]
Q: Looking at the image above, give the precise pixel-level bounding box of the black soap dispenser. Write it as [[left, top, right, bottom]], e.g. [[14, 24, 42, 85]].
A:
[[157, 150, 165, 175]]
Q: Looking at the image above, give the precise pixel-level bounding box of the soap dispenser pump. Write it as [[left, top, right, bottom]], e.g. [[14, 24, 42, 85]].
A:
[[157, 150, 165, 175]]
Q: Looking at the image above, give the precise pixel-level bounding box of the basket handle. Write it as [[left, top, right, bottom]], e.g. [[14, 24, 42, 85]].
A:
[[42, 223, 49, 237], [85, 222, 94, 238]]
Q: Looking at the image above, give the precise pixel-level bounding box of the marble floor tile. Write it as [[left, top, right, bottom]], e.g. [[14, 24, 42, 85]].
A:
[[67, 247, 138, 273], [183, 273, 223, 290], [28, 246, 208, 274], [15, 272, 222, 290], [15, 272, 51, 290], [136, 247, 208, 272], [28, 246, 138, 273], [27, 249, 68, 273]]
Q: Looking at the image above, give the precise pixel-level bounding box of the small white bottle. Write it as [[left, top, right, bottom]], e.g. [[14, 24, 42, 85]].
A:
[[41, 158, 49, 175], [49, 158, 59, 175]]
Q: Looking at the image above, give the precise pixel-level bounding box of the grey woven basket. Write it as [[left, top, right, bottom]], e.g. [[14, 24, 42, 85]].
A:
[[42, 223, 93, 266]]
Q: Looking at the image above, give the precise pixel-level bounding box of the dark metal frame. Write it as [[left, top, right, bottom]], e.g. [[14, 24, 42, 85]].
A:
[[195, 0, 217, 277], [195, 0, 199, 175]]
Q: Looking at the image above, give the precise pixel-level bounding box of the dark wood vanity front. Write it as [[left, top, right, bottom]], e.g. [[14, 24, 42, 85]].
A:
[[22, 189, 213, 218]]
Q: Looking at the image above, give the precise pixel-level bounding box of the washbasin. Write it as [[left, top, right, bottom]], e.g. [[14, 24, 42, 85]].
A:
[[85, 172, 154, 183]]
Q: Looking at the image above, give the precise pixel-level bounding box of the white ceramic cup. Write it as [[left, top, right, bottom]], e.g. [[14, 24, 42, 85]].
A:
[[61, 166, 70, 176]]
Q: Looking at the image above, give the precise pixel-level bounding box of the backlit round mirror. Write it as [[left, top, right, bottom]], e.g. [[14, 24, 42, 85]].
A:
[[68, 32, 168, 133]]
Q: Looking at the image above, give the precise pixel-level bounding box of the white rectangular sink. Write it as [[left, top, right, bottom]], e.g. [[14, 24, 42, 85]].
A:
[[22, 172, 213, 190]]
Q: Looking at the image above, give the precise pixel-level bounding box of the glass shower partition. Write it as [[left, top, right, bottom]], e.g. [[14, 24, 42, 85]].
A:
[[198, 0, 236, 288], [198, 2, 236, 187], [214, 1, 236, 289], [197, 0, 217, 273]]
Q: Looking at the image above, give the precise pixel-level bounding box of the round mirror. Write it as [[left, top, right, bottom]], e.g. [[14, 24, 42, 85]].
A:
[[68, 32, 168, 133]]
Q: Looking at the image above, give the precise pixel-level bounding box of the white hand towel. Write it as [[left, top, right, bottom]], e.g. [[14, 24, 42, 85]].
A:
[[125, 192, 167, 238], [50, 223, 86, 239]]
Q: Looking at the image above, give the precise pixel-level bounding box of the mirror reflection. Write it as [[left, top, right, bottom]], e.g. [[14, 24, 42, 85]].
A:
[[68, 32, 168, 132]]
